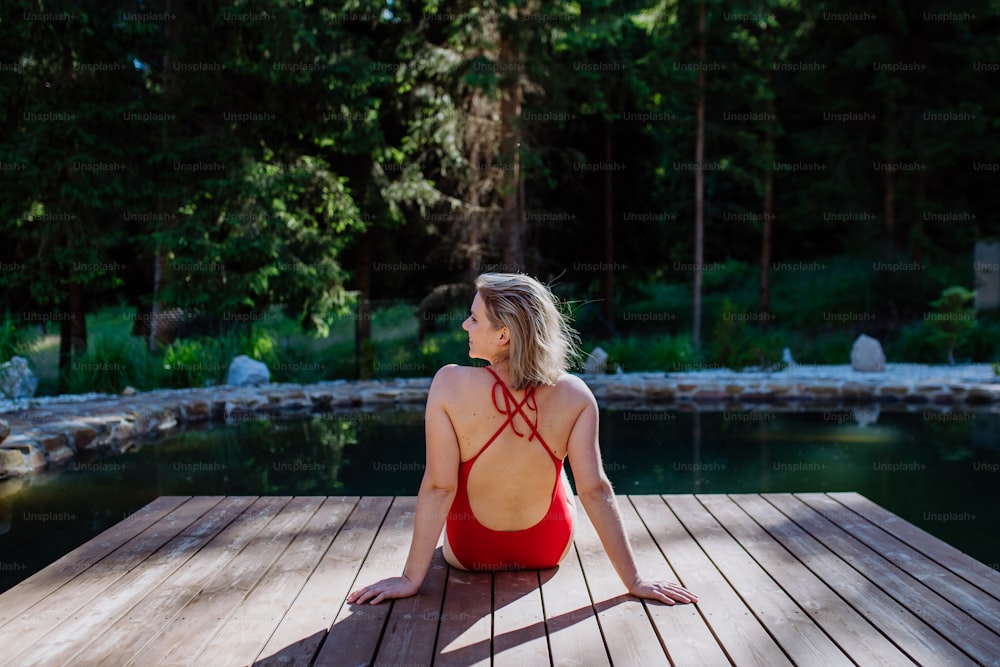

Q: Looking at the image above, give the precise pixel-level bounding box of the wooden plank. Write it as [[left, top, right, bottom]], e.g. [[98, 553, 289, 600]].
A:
[[14, 496, 257, 667], [67, 496, 281, 666], [760, 493, 977, 666], [624, 496, 732, 666], [374, 545, 450, 666], [311, 496, 417, 666], [702, 494, 915, 667], [828, 491, 1000, 601], [794, 493, 1000, 663], [0, 495, 223, 660], [0, 495, 191, 625], [572, 497, 670, 666], [667, 495, 851, 666], [538, 544, 610, 667], [639, 495, 791, 667], [745, 493, 974, 666], [127, 496, 316, 666], [433, 568, 492, 667], [799, 493, 1000, 630], [192, 496, 335, 667], [493, 569, 548, 666], [5, 493, 994, 667], [253, 496, 386, 667]]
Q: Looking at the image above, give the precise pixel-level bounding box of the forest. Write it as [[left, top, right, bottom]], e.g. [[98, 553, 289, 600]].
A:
[[1, 0, 999, 391]]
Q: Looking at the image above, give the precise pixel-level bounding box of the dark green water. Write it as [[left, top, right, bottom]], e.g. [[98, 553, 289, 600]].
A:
[[2, 407, 998, 593]]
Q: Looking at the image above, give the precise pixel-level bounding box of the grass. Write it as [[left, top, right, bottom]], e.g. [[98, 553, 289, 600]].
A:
[[11, 300, 462, 396]]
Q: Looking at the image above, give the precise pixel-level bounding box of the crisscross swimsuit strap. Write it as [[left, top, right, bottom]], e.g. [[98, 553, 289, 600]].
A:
[[473, 366, 556, 462]]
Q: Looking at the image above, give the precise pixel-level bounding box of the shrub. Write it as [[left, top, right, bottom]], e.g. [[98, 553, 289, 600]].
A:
[[600, 337, 645, 372], [786, 330, 855, 365], [924, 286, 977, 365], [888, 322, 941, 363], [711, 298, 783, 370], [65, 334, 160, 394], [419, 330, 470, 374], [649, 334, 699, 371], [0, 320, 39, 361], [161, 338, 224, 388], [965, 318, 1000, 363]]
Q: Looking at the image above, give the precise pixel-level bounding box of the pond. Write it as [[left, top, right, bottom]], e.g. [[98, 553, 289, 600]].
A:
[[2, 406, 999, 593]]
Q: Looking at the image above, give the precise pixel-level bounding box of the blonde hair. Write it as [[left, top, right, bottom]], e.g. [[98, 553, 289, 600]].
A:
[[474, 273, 580, 389]]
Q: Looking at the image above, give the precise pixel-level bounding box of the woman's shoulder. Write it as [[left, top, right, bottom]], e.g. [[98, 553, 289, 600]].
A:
[[432, 364, 480, 382], [429, 364, 485, 393], [550, 372, 597, 407]]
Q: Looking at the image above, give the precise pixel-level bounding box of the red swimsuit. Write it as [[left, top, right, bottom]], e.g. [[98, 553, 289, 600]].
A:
[[446, 367, 574, 571]]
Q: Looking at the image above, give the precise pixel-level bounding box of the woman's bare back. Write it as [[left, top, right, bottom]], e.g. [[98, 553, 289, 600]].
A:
[[442, 365, 586, 531]]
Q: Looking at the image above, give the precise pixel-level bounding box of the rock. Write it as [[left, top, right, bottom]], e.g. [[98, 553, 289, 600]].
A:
[[584, 347, 610, 374], [852, 405, 881, 428], [0, 441, 45, 477], [0, 356, 38, 399], [974, 240, 1000, 310], [121, 386, 137, 396], [0, 418, 8, 444], [0, 448, 23, 478], [226, 355, 270, 386], [782, 348, 797, 367], [851, 334, 886, 372]]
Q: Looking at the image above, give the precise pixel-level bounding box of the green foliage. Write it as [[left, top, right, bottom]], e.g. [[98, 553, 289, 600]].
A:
[[711, 298, 783, 370], [785, 330, 856, 366], [161, 339, 224, 389], [886, 322, 941, 364], [239, 329, 281, 370], [596, 333, 698, 373], [965, 319, 1000, 364], [924, 287, 977, 365], [2, 0, 999, 393], [649, 335, 699, 370], [65, 335, 160, 394], [418, 330, 472, 375], [0, 321, 38, 362]]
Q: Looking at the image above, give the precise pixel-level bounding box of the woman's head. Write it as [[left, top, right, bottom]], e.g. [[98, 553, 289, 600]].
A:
[[464, 273, 579, 389]]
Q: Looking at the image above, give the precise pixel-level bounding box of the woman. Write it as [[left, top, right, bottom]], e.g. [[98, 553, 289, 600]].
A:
[[347, 273, 697, 606]]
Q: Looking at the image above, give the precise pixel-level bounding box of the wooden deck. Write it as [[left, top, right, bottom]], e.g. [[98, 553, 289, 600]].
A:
[[1, 493, 998, 667]]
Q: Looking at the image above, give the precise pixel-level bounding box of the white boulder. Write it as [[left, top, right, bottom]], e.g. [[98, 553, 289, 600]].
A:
[[584, 347, 610, 374], [0, 356, 39, 399], [851, 334, 886, 372], [226, 355, 270, 386]]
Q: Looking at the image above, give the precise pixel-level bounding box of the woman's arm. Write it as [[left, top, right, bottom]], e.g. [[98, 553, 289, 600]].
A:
[[565, 379, 697, 605], [347, 366, 461, 605]]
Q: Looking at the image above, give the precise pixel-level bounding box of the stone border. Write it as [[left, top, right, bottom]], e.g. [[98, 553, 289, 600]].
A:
[[1, 368, 999, 480]]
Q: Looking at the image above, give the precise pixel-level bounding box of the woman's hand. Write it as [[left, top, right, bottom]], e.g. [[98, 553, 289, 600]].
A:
[[628, 577, 698, 605], [347, 575, 420, 605]]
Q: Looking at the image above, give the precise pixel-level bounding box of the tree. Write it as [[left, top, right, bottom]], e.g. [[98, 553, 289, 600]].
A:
[[0, 0, 152, 388], [693, 1, 706, 348], [926, 286, 976, 365]]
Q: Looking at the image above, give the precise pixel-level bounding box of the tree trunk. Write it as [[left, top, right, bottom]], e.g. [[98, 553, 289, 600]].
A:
[[913, 168, 926, 308], [759, 77, 775, 329], [69, 277, 86, 358], [355, 235, 372, 380], [150, 0, 178, 351], [602, 118, 615, 327], [693, 3, 706, 348], [58, 301, 72, 394], [883, 93, 896, 257], [882, 89, 897, 324], [499, 25, 524, 271], [149, 241, 167, 351]]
